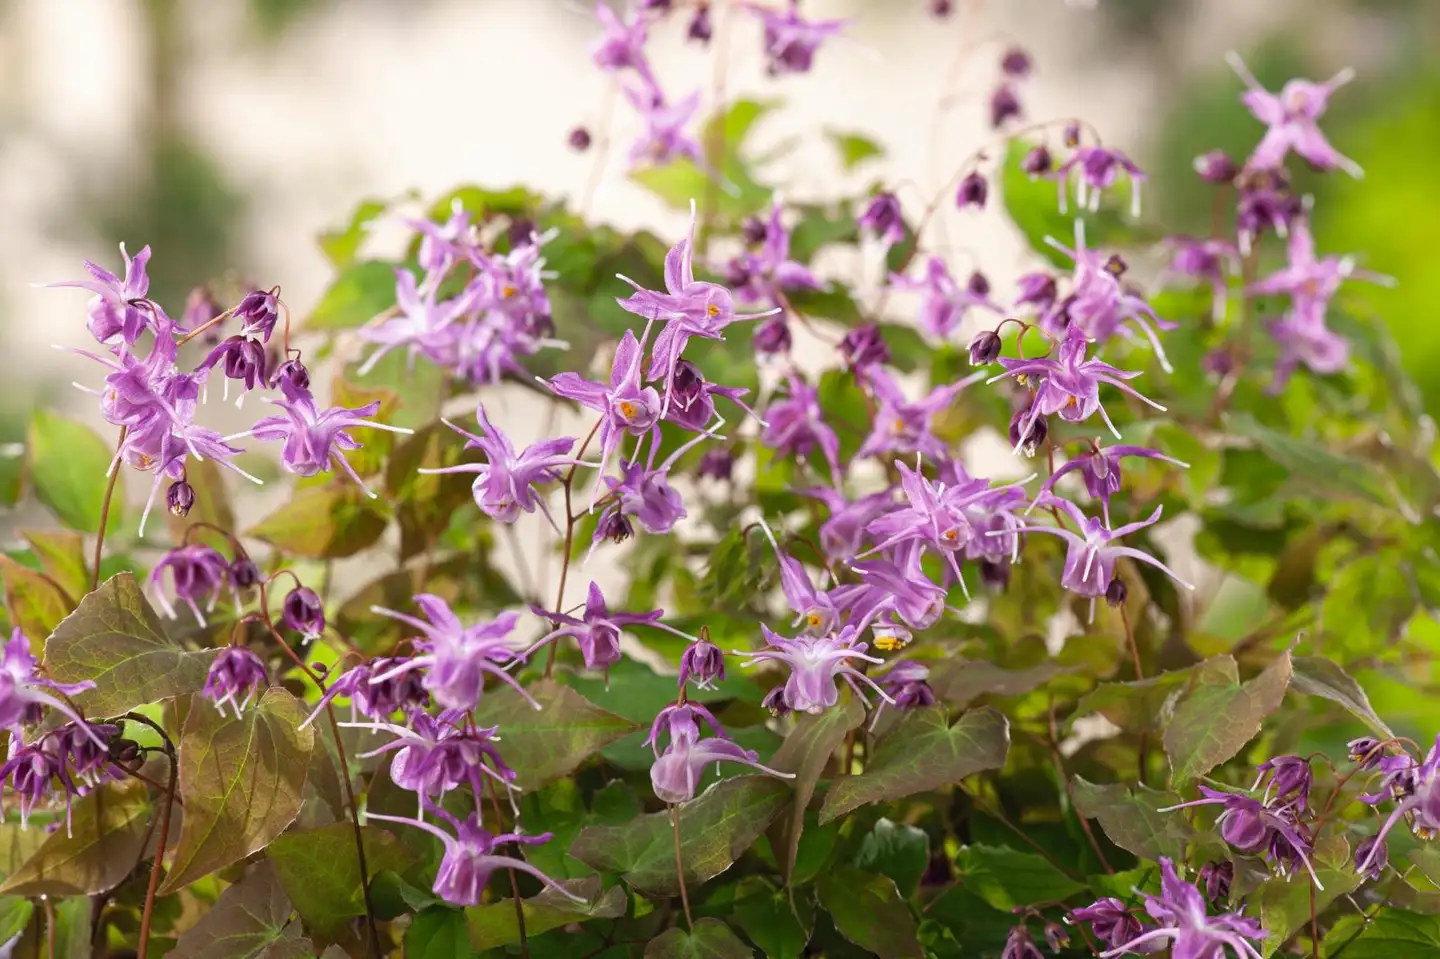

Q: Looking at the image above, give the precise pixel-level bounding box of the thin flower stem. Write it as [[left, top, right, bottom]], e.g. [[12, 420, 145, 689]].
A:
[[485, 776, 530, 959], [1120, 603, 1149, 785], [1309, 881, 1320, 959], [671, 805, 694, 932], [173, 308, 234, 347], [134, 717, 177, 959], [545, 418, 602, 680], [960, 784, 1086, 883], [92, 426, 127, 591], [44, 896, 55, 959], [1045, 705, 1114, 875]]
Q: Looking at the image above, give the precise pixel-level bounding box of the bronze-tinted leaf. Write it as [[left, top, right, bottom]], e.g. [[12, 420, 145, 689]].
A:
[[42, 572, 218, 717], [1070, 776, 1193, 861], [644, 917, 755, 959], [1164, 650, 1292, 785], [0, 779, 152, 896], [0, 555, 71, 638], [159, 688, 314, 893], [465, 877, 626, 951], [21, 530, 87, 603], [820, 708, 1009, 824], [767, 695, 863, 880], [1071, 657, 1238, 733], [246, 485, 390, 559], [471, 680, 638, 789], [169, 862, 315, 959], [928, 659, 1069, 708], [331, 377, 401, 478], [569, 776, 791, 895], [267, 823, 414, 936], [385, 424, 485, 562]]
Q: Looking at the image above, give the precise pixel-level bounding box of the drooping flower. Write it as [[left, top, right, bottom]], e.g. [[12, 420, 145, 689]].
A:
[[417, 404, 590, 526], [836, 545, 950, 635], [1057, 146, 1146, 216], [744, 0, 847, 76], [757, 520, 839, 634], [526, 582, 685, 672], [857, 367, 982, 461], [301, 656, 429, 728], [839, 323, 890, 372], [366, 806, 580, 908], [726, 200, 823, 305], [1252, 754, 1314, 810], [592, 2, 655, 84], [624, 85, 704, 169], [678, 634, 726, 690], [1097, 857, 1266, 959], [0, 630, 102, 745], [347, 711, 514, 812], [151, 544, 232, 625], [1267, 313, 1350, 392], [646, 703, 792, 803], [879, 660, 936, 710], [1356, 734, 1440, 876], [735, 625, 893, 714], [1031, 443, 1189, 525], [1000, 927, 1044, 959], [1165, 235, 1239, 320], [889, 256, 1002, 341], [1226, 51, 1361, 177], [803, 487, 896, 561], [46, 242, 154, 347], [761, 375, 842, 484], [665, 360, 757, 433], [282, 586, 326, 640], [1069, 898, 1145, 953], [859, 192, 905, 248], [203, 647, 268, 719], [1159, 785, 1323, 888], [404, 198, 476, 275]]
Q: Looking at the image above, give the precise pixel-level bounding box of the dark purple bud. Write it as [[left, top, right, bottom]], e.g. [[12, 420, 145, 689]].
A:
[[1256, 755, 1313, 808], [1015, 272, 1057, 310], [640, 0, 671, 9], [229, 557, 260, 591], [678, 637, 726, 690], [687, 3, 713, 43], [840, 323, 890, 371], [741, 216, 770, 246], [859, 191, 905, 246], [109, 737, 141, 764], [670, 360, 706, 409], [1194, 149, 1239, 184], [507, 218, 537, 248], [1355, 835, 1386, 881], [1063, 122, 1082, 148], [979, 559, 1011, 592], [1348, 737, 1385, 768], [1008, 405, 1047, 456], [882, 661, 936, 710], [1001, 926, 1044, 959], [167, 480, 195, 517], [202, 335, 268, 391], [930, 0, 953, 16], [1218, 800, 1270, 852], [1198, 860, 1233, 905], [203, 646, 269, 716], [235, 289, 280, 342], [761, 685, 792, 718], [282, 587, 325, 640], [1000, 47, 1032, 78], [752, 316, 792, 355], [968, 330, 1003, 366], [598, 509, 634, 544], [1042, 921, 1069, 953], [956, 171, 989, 209], [270, 357, 311, 393], [1105, 576, 1128, 608], [1020, 145, 1053, 177], [1202, 348, 1234, 378], [568, 126, 592, 151], [696, 447, 735, 482], [989, 84, 1022, 129], [967, 270, 991, 297]]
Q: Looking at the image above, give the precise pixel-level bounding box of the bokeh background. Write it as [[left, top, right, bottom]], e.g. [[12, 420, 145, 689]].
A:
[[0, 0, 1435, 545]]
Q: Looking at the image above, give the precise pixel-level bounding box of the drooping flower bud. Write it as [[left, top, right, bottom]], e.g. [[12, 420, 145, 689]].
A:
[[687, 3, 713, 43], [930, 0, 953, 16], [1105, 576, 1128, 607], [696, 447, 735, 482], [678, 635, 726, 690], [1194, 149, 1239, 184], [282, 586, 325, 640], [840, 323, 889, 371], [1198, 860, 1234, 905], [880, 660, 935, 710], [167, 480, 195, 517], [1001, 926, 1044, 959], [740, 215, 770, 246], [957, 171, 989, 209], [761, 685, 792, 718], [270, 357, 310, 393], [990, 84, 1022, 128], [1354, 836, 1386, 881], [1020, 145, 1053, 177], [235, 289, 280, 342], [968, 330, 1003, 366], [752, 316, 792, 356], [1255, 754, 1314, 808], [1001, 47, 1032, 78], [229, 557, 260, 591], [597, 509, 634, 545], [979, 559, 1011, 592], [1042, 922, 1069, 953], [967, 270, 992, 297], [203, 647, 268, 718], [201, 335, 268, 392], [568, 126, 592, 151], [858, 192, 905, 247], [1348, 737, 1385, 768], [1063, 122, 1082, 147], [1009, 405, 1047, 456], [1015, 271, 1057, 310]]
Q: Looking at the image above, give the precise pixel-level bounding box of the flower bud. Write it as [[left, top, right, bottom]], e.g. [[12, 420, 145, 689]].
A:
[[741, 216, 770, 246], [1001, 47, 1032, 78], [1348, 737, 1385, 768], [1009, 405, 1047, 456], [1103, 254, 1128, 278], [858, 192, 904, 246], [678, 637, 726, 690], [568, 126, 592, 151], [930, 0, 953, 16], [506, 218, 537, 248], [229, 557, 260, 591], [270, 358, 310, 393], [967, 270, 991, 297], [687, 4, 713, 43], [1015, 271, 1057, 310], [956, 171, 989, 209], [167, 480, 195, 517], [1194, 149, 1239, 184], [752, 316, 792, 355], [979, 559, 1011, 592], [968, 330, 1003, 366], [696, 447, 735, 482], [203, 646, 269, 717], [1355, 835, 1387, 881], [1063, 122, 1082, 148], [183, 286, 221, 341], [761, 685, 792, 718], [235, 289, 280, 343], [1198, 860, 1233, 905], [840, 323, 889, 371], [282, 586, 325, 640], [1105, 576, 1128, 607], [1042, 921, 1069, 952], [1020, 145, 1053, 177], [108, 738, 142, 764], [598, 510, 634, 545], [990, 84, 1022, 129], [1218, 802, 1270, 852]]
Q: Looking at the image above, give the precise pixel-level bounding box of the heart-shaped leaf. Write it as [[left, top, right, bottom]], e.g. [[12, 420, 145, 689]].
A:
[[0, 779, 152, 896], [465, 877, 626, 951], [472, 680, 638, 788], [644, 917, 754, 958], [815, 864, 922, 959], [169, 863, 314, 959], [267, 823, 415, 936], [26, 411, 123, 535], [247, 485, 390, 559], [1164, 650, 1292, 785], [1289, 655, 1392, 739], [768, 694, 864, 880], [1071, 777, 1194, 861]]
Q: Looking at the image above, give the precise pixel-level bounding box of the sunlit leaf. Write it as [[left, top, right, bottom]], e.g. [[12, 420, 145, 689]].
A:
[[0, 780, 152, 896], [160, 687, 315, 893], [1164, 649, 1292, 785], [21, 530, 87, 603], [464, 877, 625, 951], [26, 411, 122, 535], [330, 376, 401, 478], [169, 862, 314, 959], [823, 129, 885, 172], [0, 555, 72, 638], [320, 197, 388, 268], [853, 819, 930, 897], [305, 260, 395, 330], [1071, 657, 1237, 733], [246, 484, 390, 559], [267, 823, 415, 936], [928, 659, 1069, 708]]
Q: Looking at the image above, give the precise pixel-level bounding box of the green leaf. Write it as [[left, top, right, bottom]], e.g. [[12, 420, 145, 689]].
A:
[[246, 484, 390, 559], [26, 411, 122, 535], [1289, 655, 1393, 738], [631, 157, 768, 222], [471, 680, 638, 788], [645, 918, 754, 959], [853, 819, 930, 897], [999, 139, 1135, 269], [568, 776, 791, 895], [731, 877, 810, 959], [1071, 657, 1237, 733], [768, 694, 864, 880], [952, 845, 1085, 911], [330, 376, 402, 478], [464, 878, 625, 951], [0, 827, 48, 883], [160, 687, 315, 893], [169, 863, 314, 959], [50, 897, 91, 959], [267, 823, 415, 936], [820, 707, 1009, 824], [0, 897, 33, 945], [21, 530, 87, 603], [815, 864, 923, 959], [0, 554, 72, 638], [823, 129, 885, 172], [406, 906, 475, 959], [0, 779, 152, 896], [0, 443, 22, 509], [320, 198, 388, 267], [1223, 413, 1394, 508], [305, 259, 396, 330], [1344, 910, 1440, 958], [1070, 777, 1193, 861], [928, 659, 1069, 708], [1256, 836, 1362, 957], [1164, 649, 1292, 785], [167, 456, 237, 547], [386, 423, 486, 562], [43, 572, 219, 717]]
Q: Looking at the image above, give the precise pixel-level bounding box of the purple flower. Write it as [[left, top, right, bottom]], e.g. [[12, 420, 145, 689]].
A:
[[1249, 216, 1389, 323], [1348, 737, 1385, 769], [203, 648, 268, 719], [234, 289, 280, 342], [839, 323, 890, 372], [1166, 236, 1239, 321], [1160, 786, 1323, 888], [367, 806, 578, 908], [859, 192, 905, 248], [1195, 149, 1240, 184], [367, 597, 533, 713], [418, 404, 589, 526], [1015, 271, 1058, 313], [1046, 220, 1175, 367], [1354, 836, 1386, 882], [46, 243, 154, 347], [836, 546, 949, 641], [696, 447, 734, 481], [1032, 443, 1189, 526], [1252, 755, 1313, 810], [1020, 145, 1053, 176], [347, 712, 514, 812], [956, 172, 989, 209], [646, 704, 792, 803], [527, 581, 681, 672], [990, 84, 1022, 128], [879, 660, 935, 710], [858, 367, 982, 461], [1357, 735, 1440, 876], [200, 336, 268, 396], [303, 657, 429, 728], [1101, 857, 1266, 959], [1070, 898, 1145, 952], [1001, 927, 1044, 959], [968, 329, 1002, 366], [761, 375, 842, 484], [890, 256, 1003, 341], [1267, 314, 1350, 392], [1058, 146, 1146, 216], [282, 586, 326, 641], [167, 480, 195, 517], [1, 743, 59, 829], [232, 381, 413, 494], [758, 520, 839, 634], [358, 268, 480, 376], [1226, 52, 1361, 177], [744, 0, 847, 76], [1235, 173, 1302, 253], [1012, 498, 1192, 610], [665, 360, 757, 433], [0, 630, 101, 744], [1198, 861, 1234, 905], [592, 2, 654, 82], [624, 85, 704, 169], [995, 323, 1165, 442], [729, 200, 824, 306], [678, 635, 726, 690], [687, 5, 712, 42], [804, 487, 896, 561], [404, 198, 476, 275], [752, 316, 792, 356], [735, 625, 892, 714], [151, 545, 231, 625]]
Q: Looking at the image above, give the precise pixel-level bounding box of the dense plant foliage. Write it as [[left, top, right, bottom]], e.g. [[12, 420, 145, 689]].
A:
[[1, 2, 1437, 957]]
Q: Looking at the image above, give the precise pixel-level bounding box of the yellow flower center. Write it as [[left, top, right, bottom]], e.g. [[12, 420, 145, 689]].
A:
[[706, 303, 720, 317], [806, 612, 824, 629], [502, 284, 518, 298], [619, 401, 638, 419]]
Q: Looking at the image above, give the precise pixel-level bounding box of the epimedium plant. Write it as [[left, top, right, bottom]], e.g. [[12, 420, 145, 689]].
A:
[[1, 1, 1438, 958]]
